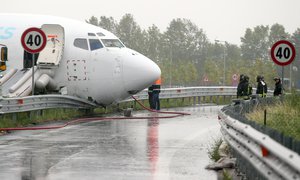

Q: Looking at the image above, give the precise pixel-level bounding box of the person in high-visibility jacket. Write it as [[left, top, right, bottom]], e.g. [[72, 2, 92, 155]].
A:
[[152, 77, 161, 110]]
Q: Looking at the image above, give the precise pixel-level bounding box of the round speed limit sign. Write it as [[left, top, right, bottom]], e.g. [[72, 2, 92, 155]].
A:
[[270, 40, 296, 66], [21, 27, 47, 53]]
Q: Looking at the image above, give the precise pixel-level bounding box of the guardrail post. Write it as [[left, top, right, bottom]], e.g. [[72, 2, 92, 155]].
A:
[[12, 113, 17, 122], [198, 96, 201, 104], [29, 111, 33, 120]]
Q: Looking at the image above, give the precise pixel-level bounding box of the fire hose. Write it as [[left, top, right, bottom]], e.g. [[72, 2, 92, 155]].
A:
[[0, 96, 190, 131]]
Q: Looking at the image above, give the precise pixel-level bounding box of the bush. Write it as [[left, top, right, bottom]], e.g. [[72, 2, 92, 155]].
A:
[[207, 138, 223, 162]]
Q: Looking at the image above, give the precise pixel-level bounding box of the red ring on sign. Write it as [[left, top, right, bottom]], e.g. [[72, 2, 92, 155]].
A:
[[270, 40, 296, 66], [21, 27, 47, 54]]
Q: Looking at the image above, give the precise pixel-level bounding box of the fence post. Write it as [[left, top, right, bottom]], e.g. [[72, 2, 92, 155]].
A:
[[264, 109, 267, 126]]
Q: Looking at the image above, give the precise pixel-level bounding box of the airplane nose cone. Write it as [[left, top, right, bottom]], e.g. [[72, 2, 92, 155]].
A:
[[123, 52, 161, 94]]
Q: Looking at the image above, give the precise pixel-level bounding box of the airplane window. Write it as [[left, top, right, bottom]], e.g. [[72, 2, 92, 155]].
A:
[[74, 38, 89, 50], [88, 33, 96, 36], [101, 39, 124, 48], [89, 39, 103, 51], [97, 32, 105, 36]]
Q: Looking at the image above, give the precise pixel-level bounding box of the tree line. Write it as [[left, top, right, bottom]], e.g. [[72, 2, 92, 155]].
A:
[[86, 14, 300, 88]]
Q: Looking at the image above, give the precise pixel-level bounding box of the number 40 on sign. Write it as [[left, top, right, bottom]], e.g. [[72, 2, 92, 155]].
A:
[[270, 40, 296, 66], [21, 27, 47, 54]]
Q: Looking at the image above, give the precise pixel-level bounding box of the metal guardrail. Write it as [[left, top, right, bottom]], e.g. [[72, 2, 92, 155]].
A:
[[124, 86, 236, 101], [0, 94, 97, 114], [219, 109, 300, 180], [0, 86, 237, 114]]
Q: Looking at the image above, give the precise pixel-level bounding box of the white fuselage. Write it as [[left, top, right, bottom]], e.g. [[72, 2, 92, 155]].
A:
[[0, 14, 161, 105]]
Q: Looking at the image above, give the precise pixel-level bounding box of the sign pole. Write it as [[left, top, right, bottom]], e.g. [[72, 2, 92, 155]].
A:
[[32, 53, 35, 95], [281, 66, 284, 95]]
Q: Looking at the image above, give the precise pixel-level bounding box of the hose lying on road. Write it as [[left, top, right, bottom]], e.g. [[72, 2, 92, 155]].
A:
[[0, 96, 190, 131]]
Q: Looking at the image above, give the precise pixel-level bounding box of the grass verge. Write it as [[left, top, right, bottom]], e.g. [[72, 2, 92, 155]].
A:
[[246, 93, 300, 140]]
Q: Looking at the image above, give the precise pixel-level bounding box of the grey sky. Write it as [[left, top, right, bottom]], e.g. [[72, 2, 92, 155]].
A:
[[2, 0, 300, 45]]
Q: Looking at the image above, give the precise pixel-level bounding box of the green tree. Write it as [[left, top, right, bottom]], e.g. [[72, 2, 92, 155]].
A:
[[269, 23, 290, 46], [116, 14, 145, 53], [145, 25, 162, 62], [163, 18, 208, 64], [98, 16, 118, 34], [203, 59, 222, 85], [86, 16, 99, 26], [241, 25, 270, 61], [162, 18, 209, 85]]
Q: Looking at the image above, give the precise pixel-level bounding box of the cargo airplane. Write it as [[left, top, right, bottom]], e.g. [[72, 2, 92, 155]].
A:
[[0, 13, 161, 106]]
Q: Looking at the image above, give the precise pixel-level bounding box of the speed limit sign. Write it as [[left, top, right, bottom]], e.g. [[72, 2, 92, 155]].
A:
[[270, 40, 296, 66], [21, 27, 47, 53]]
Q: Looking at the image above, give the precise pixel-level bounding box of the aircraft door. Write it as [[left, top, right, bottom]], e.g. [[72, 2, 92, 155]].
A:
[[37, 24, 65, 66], [0, 45, 8, 71]]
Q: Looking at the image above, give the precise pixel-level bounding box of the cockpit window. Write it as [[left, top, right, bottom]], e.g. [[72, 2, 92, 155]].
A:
[[101, 39, 124, 48], [88, 33, 96, 36], [74, 38, 89, 50], [89, 39, 103, 51], [97, 32, 105, 37]]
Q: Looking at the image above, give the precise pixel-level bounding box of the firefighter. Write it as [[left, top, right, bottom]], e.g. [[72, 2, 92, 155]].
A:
[[148, 85, 154, 109], [273, 77, 282, 96], [244, 75, 252, 100], [237, 74, 245, 98], [152, 77, 161, 110], [256, 75, 267, 97]]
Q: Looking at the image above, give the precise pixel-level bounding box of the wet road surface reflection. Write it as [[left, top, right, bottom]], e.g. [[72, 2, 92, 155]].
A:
[[0, 105, 222, 180]]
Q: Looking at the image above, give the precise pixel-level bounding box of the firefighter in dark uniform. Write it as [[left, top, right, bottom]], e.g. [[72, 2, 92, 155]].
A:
[[148, 86, 154, 109], [256, 75, 267, 97], [243, 75, 252, 100], [237, 74, 245, 98], [152, 77, 161, 110], [273, 77, 282, 96], [237, 74, 252, 100]]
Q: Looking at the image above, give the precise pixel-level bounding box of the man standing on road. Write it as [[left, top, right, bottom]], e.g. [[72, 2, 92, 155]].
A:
[[148, 85, 154, 109], [152, 77, 161, 110]]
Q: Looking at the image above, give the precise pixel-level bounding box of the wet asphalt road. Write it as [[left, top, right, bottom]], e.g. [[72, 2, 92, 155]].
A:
[[0, 105, 222, 180]]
